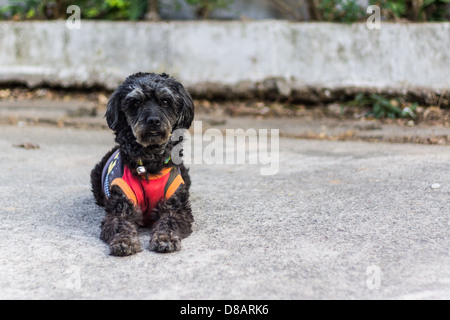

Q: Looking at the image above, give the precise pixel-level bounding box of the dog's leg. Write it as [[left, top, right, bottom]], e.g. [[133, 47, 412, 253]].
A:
[[179, 164, 191, 190], [101, 186, 143, 256], [149, 189, 193, 253]]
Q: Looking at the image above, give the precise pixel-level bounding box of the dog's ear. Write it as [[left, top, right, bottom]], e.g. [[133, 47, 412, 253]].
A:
[[105, 89, 125, 132], [174, 84, 195, 130]]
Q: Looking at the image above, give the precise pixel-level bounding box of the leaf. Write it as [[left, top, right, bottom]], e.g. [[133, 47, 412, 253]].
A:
[[373, 102, 382, 117], [26, 8, 35, 19], [355, 92, 365, 102], [13, 142, 40, 150], [387, 112, 396, 119], [129, 0, 147, 20], [401, 107, 417, 119], [386, 104, 402, 114]]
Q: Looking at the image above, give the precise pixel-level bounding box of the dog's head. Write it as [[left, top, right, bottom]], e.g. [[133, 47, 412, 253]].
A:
[[106, 72, 194, 147]]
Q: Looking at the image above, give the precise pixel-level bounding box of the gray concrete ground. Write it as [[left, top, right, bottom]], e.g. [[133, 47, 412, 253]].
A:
[[0, 122, 449, 300]]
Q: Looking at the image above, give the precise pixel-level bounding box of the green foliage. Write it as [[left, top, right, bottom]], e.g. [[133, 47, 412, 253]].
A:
[[346, 93, 418, 119], [0, 0, 43, 20], [0, 0, 149, 21], [370, 0, 450, 21], [0, 0, 447, 21], [383, 0, 407, 18], [422, 0, 450, 21], [320, 0, 366, 23], [0, 0, 236, 21], [77, 0, 147, 20]]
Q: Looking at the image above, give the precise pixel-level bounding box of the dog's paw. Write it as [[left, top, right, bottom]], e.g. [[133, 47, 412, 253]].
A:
[[149, 231, 181, 253], [109, 235, 142, 257]]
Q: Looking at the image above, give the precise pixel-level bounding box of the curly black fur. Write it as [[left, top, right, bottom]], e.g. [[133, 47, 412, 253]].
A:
[[91, 72, 194, 256]]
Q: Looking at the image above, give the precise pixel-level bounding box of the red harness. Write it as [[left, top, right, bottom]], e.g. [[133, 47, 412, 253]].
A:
[[102, 150, 184, 226]]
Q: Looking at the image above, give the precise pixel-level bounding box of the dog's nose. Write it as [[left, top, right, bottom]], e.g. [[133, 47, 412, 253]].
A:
[[147, 116, 161, 128]]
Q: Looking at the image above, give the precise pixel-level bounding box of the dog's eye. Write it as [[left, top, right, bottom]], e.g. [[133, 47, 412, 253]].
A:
[[161, 100, 169, 107], [131, 101, 141, 108]]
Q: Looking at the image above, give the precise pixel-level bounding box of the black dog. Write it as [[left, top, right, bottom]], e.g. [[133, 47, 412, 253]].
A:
[[91, 72, 194, 256]]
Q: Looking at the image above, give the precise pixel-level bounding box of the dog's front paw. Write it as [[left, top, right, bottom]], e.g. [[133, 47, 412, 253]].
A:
[[149, 231, 181, 253], [109, 234, 142, 257]]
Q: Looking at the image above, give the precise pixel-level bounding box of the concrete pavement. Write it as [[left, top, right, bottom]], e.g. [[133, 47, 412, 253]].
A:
[[0, 123, 449, 300]]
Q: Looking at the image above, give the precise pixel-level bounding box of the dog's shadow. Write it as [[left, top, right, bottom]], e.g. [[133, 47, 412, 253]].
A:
[[62, 192, 105, 243]]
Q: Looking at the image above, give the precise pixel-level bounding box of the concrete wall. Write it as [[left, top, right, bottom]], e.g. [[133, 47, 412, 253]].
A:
[[0, 21, 449, 101]]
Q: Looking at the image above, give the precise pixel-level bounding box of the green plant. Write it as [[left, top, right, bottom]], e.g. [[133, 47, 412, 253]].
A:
[[0, 0, 150, 21], [422, 0, 450, 21], [79, 0, 148, 20], [370, 0, 450, 21], [346, 93, 418, 119], [1, 0, 447, 21], [388, 0, 407, 18], [319, 0, 366, 22], [0, 0, 44, 20]]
